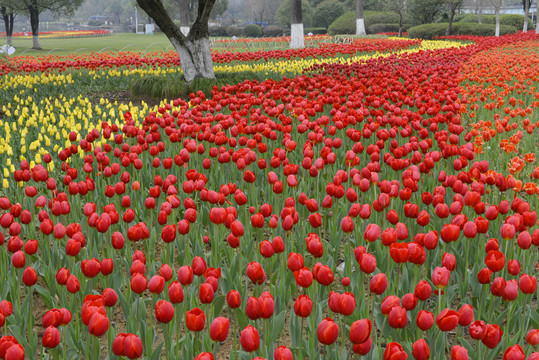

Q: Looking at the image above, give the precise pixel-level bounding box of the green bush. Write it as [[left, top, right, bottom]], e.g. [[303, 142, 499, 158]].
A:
[[226, 26, 243, 37], [367, 23, 403, 34], [312, 0, 345, 29], [457, 14, 534, 30], [243, 24, 262, 37], [262, 26, 285, 37], [328, 11, 402, 35], [304, 27, 327, 34], [88, 20, 105, 27], [408, 22, 517, 39], [209, 26, 228, 36]]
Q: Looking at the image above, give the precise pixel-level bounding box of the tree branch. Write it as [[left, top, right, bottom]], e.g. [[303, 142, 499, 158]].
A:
[[136, 0, 188, 44]]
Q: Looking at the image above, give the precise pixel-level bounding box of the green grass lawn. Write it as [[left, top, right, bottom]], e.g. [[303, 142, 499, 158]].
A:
[[8, 33, 176, 56], [4, 32, 349, 57]]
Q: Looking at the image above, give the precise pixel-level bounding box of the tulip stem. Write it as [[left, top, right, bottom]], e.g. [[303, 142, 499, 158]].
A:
[[299, 316, 304, 360]]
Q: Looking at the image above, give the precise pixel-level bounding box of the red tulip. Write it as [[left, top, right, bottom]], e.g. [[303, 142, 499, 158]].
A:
[[468, 320, 486, 340], [194, 352, 214, 360], [384, 342, 407, 360], [274, 346, 293, 360], [412, 338, 430, 360], [432, 267, 450, 288], [457, 304, 474, 326], [226, 290, 241, 309], [130, 273, 147, 294], [22, 267, 37, 286], [388, 306, 407, 328], [155, 300, 174, 324], [240, 325, 260, 352], [294, 295, 313, 318], [123, 333, 143, 359], [186, 308, 205, 332], [503, 345, 525, 360], [42, 326, 61, 348], [416, 310, 434, 331], [451, 345, 469, 360], [246, 261, 265, 285], [210, 317, 229, 342], [414, 280, 432, 301], [526, 329, 539, 346], [317, 318, 339, 345], [482, 324, 503, 349], [370, 273, 388, 295], [349, 319, 371, 344], [88, 312, 109, 336], [436, 308, 459, 331], [178, 265, 194, 285]]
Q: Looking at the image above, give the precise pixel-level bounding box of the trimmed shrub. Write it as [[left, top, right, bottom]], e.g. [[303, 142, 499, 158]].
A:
[[263, 26, 285, 37], [457, 14, 534, 30], [367, 23, 403, 34], [209, 26, 228, 36], [312, 0, 345, 29], [408, 22, 517, 39], [243, 24, 262, 37], [88, 20, 105, 27], [328, 11, 402, 35], [304, 27, 327, 34], [226, 26, 243, 37]]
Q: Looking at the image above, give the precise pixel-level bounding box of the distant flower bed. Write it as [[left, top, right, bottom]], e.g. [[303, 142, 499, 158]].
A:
[[0, 30, 112, 39]]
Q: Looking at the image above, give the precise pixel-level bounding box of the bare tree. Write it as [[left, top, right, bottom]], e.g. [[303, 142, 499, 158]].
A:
[[137, 0, 216, 82], [446, 0, 463, 35], [386, 0, 406, 37], [290, 0, 304, 48], [356, 0, 365, 35]]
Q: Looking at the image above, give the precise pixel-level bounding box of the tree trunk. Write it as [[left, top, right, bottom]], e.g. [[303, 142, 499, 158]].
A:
[[398, 13, 403, 37], [290, 0, 304, 48], [478, 0, 482, 23], [29, 5, 41, 50], [446, 3, 458, 36], [136, 0, 216, 82], [523, 0, 529, 32], [356, 0, 365, 35], [1, 9, 14, 46], [180, 0, 190, 35], [171, 37, 214, 82], [495, 6, 500, 36], [536, 0, 539, 33]]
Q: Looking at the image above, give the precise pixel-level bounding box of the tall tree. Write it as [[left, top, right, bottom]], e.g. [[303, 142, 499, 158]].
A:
[[137, 0, 216, 82], [446, 0, 463, 35], [477, 0, 483, 23], [491, 0, 502, 36], [356, 0, 365, 35], [14, 0, 84, 50], [0, 1, 16, 46], [386, 0, 406, 36], [290, 0, 304, 48], [536, 0, 539, 33], [523, 0, 532, 32]]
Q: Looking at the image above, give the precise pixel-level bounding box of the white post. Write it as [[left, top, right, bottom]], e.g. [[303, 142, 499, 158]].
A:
[[135, 7, 139, 34]]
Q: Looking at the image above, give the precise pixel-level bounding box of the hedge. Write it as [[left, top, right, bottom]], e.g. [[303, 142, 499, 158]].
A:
[[226, 26, 243, 37], [209, 26, 228, 37], [367, 24, 403, 34], [328, 11, 403, 35], [457, 14, 534, 30], [408, 22, 517, 39], [243, 24, 262, 37], [262, 26, 285, 37], [304, 27, 328, 35]]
